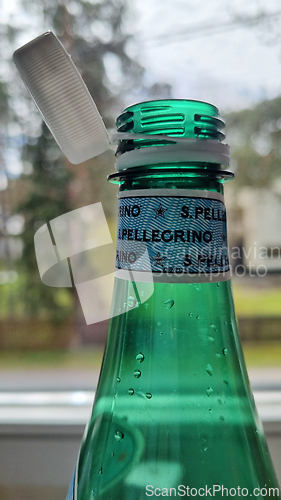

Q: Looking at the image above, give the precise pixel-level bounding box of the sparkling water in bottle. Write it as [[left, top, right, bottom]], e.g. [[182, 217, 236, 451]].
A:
[[67, 100, 280, 500]]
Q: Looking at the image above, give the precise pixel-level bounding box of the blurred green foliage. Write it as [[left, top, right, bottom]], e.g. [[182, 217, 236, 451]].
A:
[[225, 96, 281, 188], [0, 0, 143, 324]]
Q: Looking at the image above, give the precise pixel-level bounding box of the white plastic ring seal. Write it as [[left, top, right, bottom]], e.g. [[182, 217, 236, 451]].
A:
[[113, 136, 230, 172]]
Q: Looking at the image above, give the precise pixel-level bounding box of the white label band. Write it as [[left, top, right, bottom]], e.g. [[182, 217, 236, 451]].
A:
[[116, 189, 230, 283]]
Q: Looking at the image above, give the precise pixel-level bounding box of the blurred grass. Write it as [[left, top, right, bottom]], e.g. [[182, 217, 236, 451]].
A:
[[0, 342, 280, 370], [233, 284, 281, 317], [243, 341, 281, 367], [0, 282, 281, 370], [0, 347, 104, 370]]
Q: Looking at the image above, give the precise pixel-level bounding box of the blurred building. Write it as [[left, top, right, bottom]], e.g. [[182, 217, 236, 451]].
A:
[[226, 180, 281, 274]]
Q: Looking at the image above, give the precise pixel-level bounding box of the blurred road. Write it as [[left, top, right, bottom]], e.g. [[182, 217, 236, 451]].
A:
[[0, 368, 100, 391], [249, 367, 281, 391], [0, 367, 280, 391]]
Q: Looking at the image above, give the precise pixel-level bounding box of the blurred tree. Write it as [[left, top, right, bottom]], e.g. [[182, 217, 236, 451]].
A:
[[17, 124, 74, 321], [224, 97, 281, 272], [0, 19, 21, 320], [225, 96, 281, 189], [12, 0, 144, 325], [21, 0, 143, 123]]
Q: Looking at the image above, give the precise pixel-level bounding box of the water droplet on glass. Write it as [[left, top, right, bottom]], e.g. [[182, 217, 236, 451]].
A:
[[208, 336, 215, 343], [116, 377, 121, 383], [115, 430, 124, 442], [224, 321, 227, 325], [136, 353, 145, 363], [111, 452, 114, 457], [194, 284, 201, 291], [206, 387, 213, 397], [216, 353, 222, 359], [220, 415, 225, 421], [196, 315, 201, 320], [146, 392, 152, 399], [144, 303, 149, 310], [189, 312, 193, 318], [160, 331, 163, 336], [210, 324, 217, 331], [134, 370, 141, 378], [128, 388, 134, 396], [209, 408, 212, 413], [99, 468, 103, 475], [203, 447, 208, 452], [157, 321, 162, 327], [128, 296, 136, 308], [123, 302, 127, 308], [206, 364, 213, 376], [222, 348, 228, 356], [216, 283, 220, 287], [223, 380, 228, 385], [164, 299, 174, 309]]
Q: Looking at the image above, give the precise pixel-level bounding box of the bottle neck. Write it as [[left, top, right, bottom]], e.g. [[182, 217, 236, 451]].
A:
[[109, 161, 233, 192]]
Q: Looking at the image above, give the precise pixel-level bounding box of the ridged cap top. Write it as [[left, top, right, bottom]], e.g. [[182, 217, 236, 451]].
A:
[[117, 99, 225, 140], [115, 99, 229, 171]]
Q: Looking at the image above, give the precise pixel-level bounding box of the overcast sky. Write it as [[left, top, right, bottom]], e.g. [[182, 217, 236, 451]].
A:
[[130, 0, 281, 112], [3, 0, 281, 114]]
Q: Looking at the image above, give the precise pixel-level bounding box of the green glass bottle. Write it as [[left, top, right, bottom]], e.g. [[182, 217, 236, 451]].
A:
[[67, 100, 280, 500]]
